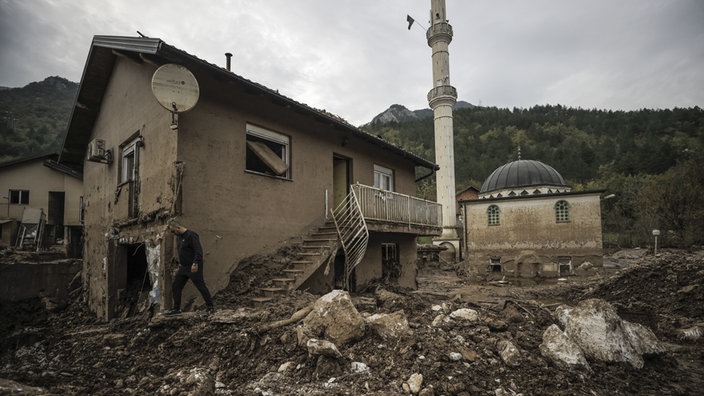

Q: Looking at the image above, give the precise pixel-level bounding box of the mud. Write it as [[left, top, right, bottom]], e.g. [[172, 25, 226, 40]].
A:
[[1, 249, 702, 395]]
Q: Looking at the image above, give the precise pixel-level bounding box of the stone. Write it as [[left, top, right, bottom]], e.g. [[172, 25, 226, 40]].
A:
[[302, 290, 365, 346], [565, 299, 643, 368], [449, 308, 479, 322], [365, 310, 412, 340], [306, 338, 343, 359], [497, 340, 521, 367], [540, 324, 591, 371], [407, 373, 423, 394]]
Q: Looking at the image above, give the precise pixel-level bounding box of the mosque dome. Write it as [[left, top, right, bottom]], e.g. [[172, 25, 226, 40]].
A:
[[479, 160, 570, 198]]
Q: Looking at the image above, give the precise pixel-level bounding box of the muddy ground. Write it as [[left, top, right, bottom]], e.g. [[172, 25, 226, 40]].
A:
[[1, 249, 703, 395]]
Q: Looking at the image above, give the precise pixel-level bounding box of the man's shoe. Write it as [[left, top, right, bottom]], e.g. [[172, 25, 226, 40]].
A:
[[163, 308, 181, 316]]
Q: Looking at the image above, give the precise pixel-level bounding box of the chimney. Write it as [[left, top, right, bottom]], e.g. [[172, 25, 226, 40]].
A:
[[225, 52, 233, 71]]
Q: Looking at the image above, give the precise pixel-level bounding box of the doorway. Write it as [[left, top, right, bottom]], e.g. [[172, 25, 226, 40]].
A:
[[332, 155, 351, 210], [382, 243, 400, 284]]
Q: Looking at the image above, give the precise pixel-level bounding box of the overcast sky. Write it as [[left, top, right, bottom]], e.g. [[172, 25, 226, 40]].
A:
[[1, 0, 703, 125]]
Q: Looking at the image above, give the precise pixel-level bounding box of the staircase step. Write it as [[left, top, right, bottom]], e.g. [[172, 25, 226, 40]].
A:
[[283, 269, 305, 278], [251, 296, 273, 306], [260, 287, 286, 296], [272, 278, 296, 289], [298, 252, 321, 256]]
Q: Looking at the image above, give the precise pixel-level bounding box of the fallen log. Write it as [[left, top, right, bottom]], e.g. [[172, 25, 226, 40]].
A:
[[250, 305, 313, 333]]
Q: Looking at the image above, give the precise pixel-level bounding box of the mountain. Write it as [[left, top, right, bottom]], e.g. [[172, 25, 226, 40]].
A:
[[366, 100, 474, 126], [0, 76, 78, 163]]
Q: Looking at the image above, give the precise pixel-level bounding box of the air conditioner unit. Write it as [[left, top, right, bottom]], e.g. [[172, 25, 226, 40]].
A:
[[87, 139, 112, 163]]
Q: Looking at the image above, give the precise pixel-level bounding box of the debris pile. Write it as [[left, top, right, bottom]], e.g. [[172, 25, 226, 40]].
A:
[[1, 250, 702, 395]]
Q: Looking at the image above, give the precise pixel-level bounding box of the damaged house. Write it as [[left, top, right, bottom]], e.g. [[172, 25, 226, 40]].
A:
[[0, 153, 83, 255], [460, 159, 604, 279], [59, 35, 442, 320]]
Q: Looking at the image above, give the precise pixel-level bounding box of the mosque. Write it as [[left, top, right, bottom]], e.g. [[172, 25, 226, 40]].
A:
[[459, 158, 605, 279]]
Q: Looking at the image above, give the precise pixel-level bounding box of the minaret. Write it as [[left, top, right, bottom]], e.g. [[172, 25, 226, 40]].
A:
[[427, 0, 458, 241]]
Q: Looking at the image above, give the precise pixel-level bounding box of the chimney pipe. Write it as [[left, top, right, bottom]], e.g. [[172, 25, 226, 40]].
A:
[[225, 52, 233, 71]]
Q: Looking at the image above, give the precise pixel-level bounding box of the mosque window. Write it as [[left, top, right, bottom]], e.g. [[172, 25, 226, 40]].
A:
[[487, 205, 500, 226], [555, 200, 570, 223]]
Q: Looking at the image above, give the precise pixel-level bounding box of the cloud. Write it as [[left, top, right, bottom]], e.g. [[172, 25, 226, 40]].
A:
[[0, 0, 702, 125]]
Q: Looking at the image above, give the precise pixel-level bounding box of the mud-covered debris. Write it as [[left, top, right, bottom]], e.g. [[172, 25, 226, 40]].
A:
[[365, 310, 412, 340], [540, 324, 591, 371]]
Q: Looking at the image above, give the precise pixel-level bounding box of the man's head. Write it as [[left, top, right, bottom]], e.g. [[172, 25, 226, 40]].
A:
[[168, 220, 187, 235]]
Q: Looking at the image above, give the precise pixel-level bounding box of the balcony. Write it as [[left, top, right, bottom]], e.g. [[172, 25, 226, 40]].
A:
[[352, 184, 442, 236]]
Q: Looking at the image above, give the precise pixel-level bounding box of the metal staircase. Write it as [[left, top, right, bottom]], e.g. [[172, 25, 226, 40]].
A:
[[331, 187, 369, 290]]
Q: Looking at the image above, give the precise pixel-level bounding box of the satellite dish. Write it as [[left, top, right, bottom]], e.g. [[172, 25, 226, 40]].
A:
[[151, 64, 200, 113]]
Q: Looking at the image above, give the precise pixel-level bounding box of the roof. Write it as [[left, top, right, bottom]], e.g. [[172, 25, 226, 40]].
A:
[[60, 35, 438, 173], [460, 189, 606, 204], [480, 160, 568, 194], [0, 153, 58, 169]]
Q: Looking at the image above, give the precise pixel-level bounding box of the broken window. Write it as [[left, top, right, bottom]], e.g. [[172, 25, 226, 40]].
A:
[[373, 164, 394, 191], [9, 189, 29, 204], [487, 204, 500, 226], [558, 256, 572, 277], [488, 256, 502, 273], [246, 124, 290, 178], [555, 200, 570, 223]]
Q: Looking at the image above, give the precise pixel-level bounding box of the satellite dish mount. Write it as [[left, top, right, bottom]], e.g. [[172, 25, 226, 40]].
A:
[[151, 64, 200, 131]]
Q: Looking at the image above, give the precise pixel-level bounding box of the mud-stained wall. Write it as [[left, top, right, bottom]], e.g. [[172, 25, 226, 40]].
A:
[[462, 193, 603, 277], [356, 234, 418, 290], [81, 57, 423, 319], [82, 57, 176, 319]]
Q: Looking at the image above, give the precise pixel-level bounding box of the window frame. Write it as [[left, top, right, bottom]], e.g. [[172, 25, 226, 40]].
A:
[[487, 204, 500, 226], [245, 123, 291, 179], [9, 189, 30, 205], [120, 136, 140, 184], [373, 164, 394, 191], [555, 200, 570, 223]]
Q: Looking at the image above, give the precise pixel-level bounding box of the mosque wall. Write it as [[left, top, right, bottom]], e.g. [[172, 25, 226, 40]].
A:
[[461, 191, 604, 278]]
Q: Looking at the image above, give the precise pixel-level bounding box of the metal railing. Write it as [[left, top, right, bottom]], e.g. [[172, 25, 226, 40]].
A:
[[352, 183, 442, 229], [331, 187, 369, 290]]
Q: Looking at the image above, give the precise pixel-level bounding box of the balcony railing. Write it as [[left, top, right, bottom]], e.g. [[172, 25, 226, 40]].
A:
[[352, 183, 442, 230]]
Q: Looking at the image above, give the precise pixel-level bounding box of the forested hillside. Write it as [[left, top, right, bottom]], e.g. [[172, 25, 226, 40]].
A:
[[0, 76, 78, 163], [363, 105, 704, 248]]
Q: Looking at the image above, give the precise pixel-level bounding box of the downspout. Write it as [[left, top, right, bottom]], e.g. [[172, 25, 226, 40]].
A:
[[415, 164, 440, 183]]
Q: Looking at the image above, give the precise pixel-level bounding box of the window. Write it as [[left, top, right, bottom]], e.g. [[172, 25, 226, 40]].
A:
[[9, 189, 29, 205], [487, 204, 500, 225], [555, 200, 570, 223], [373, 165, 394, 191], [121, 137, 140, 183], [246, 124, 290, 178]]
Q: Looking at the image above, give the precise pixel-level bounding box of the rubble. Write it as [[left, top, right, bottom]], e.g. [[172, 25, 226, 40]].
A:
[[0, 249, 702, 394]]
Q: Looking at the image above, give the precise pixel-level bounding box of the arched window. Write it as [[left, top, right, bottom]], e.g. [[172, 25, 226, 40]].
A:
[[487, 205, 500, 225], [555, 200, 570, 223]]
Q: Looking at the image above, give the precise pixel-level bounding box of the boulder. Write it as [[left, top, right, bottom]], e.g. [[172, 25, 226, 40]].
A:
[[301, 290, 365, 346], [365, 310, 412, 340], [565, 299, 644, 368], [540, 324, 591, 371]]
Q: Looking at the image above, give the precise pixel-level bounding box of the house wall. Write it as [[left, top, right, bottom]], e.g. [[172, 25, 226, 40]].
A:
[[462, 193, 603, 277], [172, 70, 421, 296]]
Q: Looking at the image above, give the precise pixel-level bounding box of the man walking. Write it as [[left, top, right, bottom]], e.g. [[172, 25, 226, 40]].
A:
[[164, 221, 214, 315]]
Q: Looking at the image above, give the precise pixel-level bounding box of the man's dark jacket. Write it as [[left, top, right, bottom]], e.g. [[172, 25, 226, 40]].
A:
[[176, 229, 203, 275]]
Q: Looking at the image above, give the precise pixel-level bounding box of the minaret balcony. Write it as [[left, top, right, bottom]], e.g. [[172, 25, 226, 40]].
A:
[[426, 22, 453, 45], [428, 85, 457, 107]]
